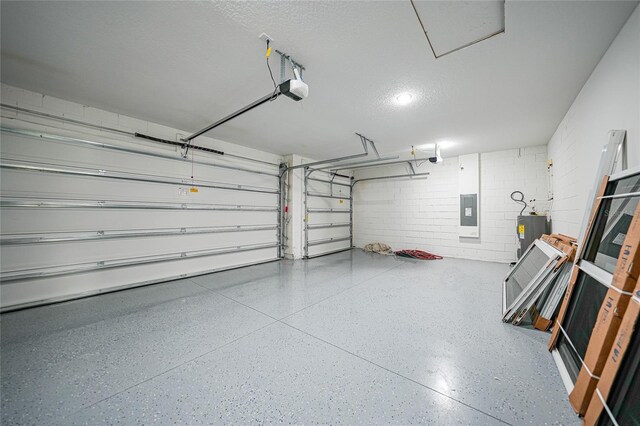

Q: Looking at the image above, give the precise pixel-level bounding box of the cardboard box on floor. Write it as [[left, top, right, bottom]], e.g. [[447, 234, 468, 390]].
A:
[[568, 202, 640, 415], [583, 291, 640, 425], [549, 177, 609, 350], [540, 234, 578, 259]]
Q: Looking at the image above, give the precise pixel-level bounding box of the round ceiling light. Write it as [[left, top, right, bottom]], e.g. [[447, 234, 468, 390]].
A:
[[395, 93, 414, 106]]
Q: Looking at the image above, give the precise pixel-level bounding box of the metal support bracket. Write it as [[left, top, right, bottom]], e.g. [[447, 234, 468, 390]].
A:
[[351, 172, 430, 188], [275, 49, 305, 80], [287, 133, 397, 174]]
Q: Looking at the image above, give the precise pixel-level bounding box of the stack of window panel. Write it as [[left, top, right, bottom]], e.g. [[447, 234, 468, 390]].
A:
[[549, 167, 640, 416], [533, 261, 573, 329], [502, 235, 575, 326]]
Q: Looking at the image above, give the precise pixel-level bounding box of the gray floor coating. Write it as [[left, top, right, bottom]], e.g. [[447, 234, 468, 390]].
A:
[[0, 249, 580, 425]]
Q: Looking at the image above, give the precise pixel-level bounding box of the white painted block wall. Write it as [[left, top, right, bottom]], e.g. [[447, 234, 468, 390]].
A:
[[353, 146, 549, 263], [547, 5, 639, 238]]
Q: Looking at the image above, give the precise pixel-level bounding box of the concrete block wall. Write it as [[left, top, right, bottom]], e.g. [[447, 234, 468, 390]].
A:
[[547, 5, 639, 239], [353, 145, 550, 263]]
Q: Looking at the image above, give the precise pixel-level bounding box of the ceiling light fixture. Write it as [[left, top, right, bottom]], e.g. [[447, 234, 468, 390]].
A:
[[419, 140, 454, 150], [395, 93, 414, 106]]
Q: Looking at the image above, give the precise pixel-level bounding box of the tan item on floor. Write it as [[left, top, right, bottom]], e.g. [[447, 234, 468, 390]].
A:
[[363, 242, 393, 255]]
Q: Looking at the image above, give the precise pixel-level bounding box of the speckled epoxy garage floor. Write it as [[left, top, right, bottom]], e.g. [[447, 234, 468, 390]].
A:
[[1, 250, 580, 425]]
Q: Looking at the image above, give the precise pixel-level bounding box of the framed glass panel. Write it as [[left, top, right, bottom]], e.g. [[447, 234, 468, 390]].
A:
[[502, 240, 561, 315], [557, 272, 609, 382], [583, 173, 640, 274], [537, 262, 572, 318], [609, 171, 640, 196], [510, 261, 565, 325]]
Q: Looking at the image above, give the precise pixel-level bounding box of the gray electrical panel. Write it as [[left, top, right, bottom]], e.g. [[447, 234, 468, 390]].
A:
[[460, 194, 478, 226], [517, 215, 551, 258]]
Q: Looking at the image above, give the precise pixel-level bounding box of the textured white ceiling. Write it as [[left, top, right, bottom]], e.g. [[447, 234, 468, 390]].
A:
[[1, 1, 636, 158], [412, 1, 505, 56]]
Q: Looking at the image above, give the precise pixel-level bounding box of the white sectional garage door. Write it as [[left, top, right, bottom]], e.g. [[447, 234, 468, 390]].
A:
[[304, 170, 352, 258], [0, 127, 281, 311]]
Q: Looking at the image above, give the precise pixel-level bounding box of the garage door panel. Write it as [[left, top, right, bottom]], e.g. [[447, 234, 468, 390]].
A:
[[1, 169, 278, 205], [0, 247, 279, 310], [1, 208, 276, 233], [1, 131, 279, 188], [1, 229, 278, 270], [307, 240, 351, 258]]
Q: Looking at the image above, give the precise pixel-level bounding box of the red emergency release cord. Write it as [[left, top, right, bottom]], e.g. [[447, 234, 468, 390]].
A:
[[394, 249, 443, 260]]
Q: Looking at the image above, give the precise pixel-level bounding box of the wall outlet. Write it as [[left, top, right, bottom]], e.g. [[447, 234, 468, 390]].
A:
[[258, 33, 274, 44]]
